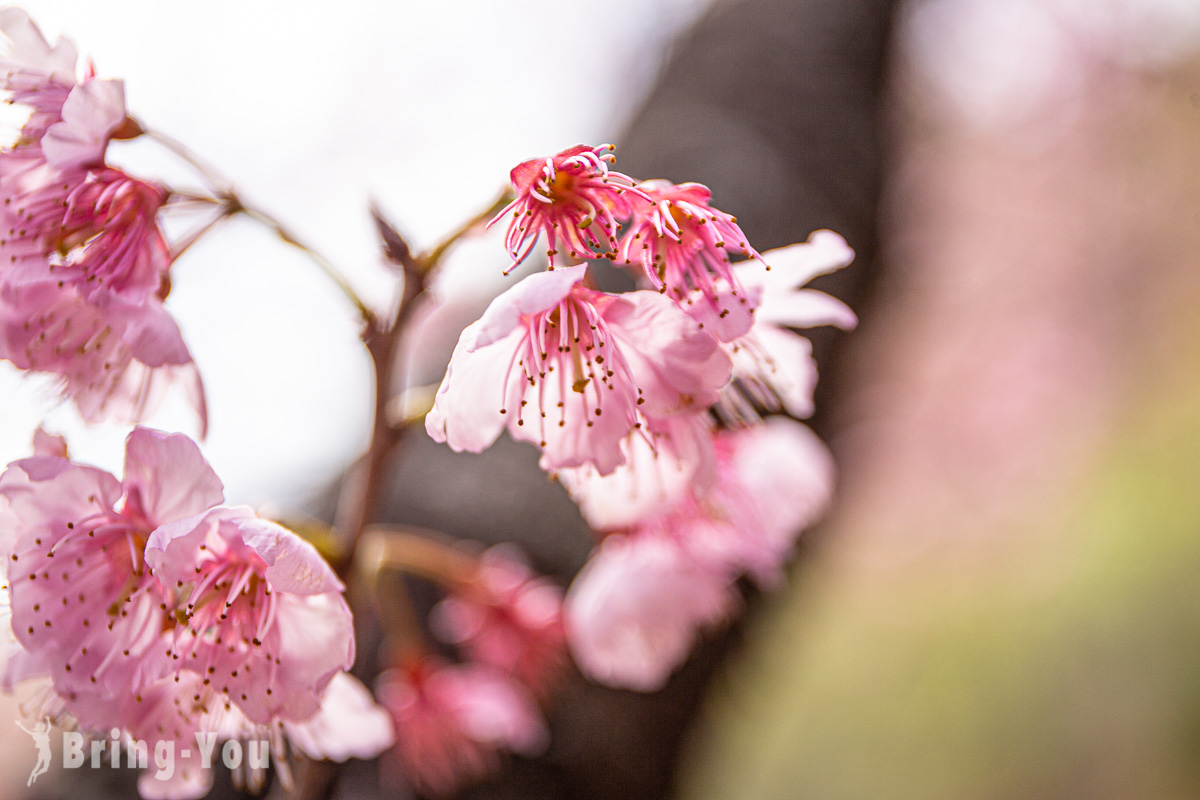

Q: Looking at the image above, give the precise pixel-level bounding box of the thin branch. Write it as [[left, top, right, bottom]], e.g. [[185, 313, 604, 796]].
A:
[[142, 126, 232, 193], [419, 187, 514, 270], [169, 203, 235, 261], [237, 200, 374, 322]]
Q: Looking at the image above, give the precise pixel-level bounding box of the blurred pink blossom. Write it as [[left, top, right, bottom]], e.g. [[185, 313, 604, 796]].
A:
[[0, 8, 82, 141], [431, 547, 566, 692], [565, 416, 835, 689], [565, 532, 735, 692], [0, 280, 207, 432], [376, 659, 548, 796]]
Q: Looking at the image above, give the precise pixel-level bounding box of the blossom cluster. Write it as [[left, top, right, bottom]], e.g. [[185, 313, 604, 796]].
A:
[[0, 427, 393, 798], [0, 9, 204, 432], [0, 8, 860, 798], [428, 144, 857, 691]]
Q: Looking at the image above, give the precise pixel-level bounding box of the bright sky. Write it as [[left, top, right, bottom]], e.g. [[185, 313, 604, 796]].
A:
[[0, 0, 708, 507]]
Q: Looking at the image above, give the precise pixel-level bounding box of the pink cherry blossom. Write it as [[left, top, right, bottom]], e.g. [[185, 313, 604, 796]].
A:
[[2, 13, 165, 308], [1, 164, 170, 302], [376, 659, 548, 796], [0, 8, 80, 141], [699, 417, 837, 586], [431, 547, 566, 692], [493, 144, 644, 270], [617, 179, 763, 340], [0, 428, 223, 701], [144, 505, 355, 726], [0, 280, 207, 432], [611, 417, 834, 590], [565, 532, 736, 692], [718, 231, 857, 420], [564, 417, 835, 689], [1, 9, 129, 166], [426, 264, 731, 474]]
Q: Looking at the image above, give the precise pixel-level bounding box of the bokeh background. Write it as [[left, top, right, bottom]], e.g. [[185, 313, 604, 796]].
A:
[[2, 0, 1200, 798]]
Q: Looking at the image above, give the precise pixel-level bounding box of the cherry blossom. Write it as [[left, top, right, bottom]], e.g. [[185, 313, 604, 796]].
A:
[[493, 144, 643, 270], [1, 164, 170, 302], [426, 264, 731, 474], [376, 659, 548, 796], [0, 280, 207, 432], [617, 179, 763, 340], [565, 532, 735, 692], [565, 417, 836, 689], [557, 412, 716, 531], [431, 547, 566, 692], [0, 8, 81, 142], [0, 428, 223, 700], [144, 505, 355, 725]]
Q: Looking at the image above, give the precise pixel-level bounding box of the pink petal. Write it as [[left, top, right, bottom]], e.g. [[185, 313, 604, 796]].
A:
[[756, 288, 858, 330], [0, 9, 78, 84], [565, 534, 735, 691], [31, 427, 68, 459], [471, 265, 587, 350], [41, 79, 125, 169], [604, 290, 731, 417], [237, 512, 345, 594], [426, 320, 521, 453], [752, 230, 856, 291], [730, 324, 819, 419], [285, 672, 396, 762], [726, 416, 835, 547], [121, 427, 223, 525]]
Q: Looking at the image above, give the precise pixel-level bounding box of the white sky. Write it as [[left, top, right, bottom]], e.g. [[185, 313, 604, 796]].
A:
[[0, 0, 708, 506]]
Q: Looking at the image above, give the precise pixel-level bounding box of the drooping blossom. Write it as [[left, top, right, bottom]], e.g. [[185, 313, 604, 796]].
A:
[[0, 280, 207, 432], [144, 505, 356, 726], [431, 547, 566, 692], [564, 533, 735, 692], [426, 264, 731, 475], [376, 658, 548, 797], [0, 11, 194, 430], [617, 179, 763, 341], [0, 427, 224, 700], [0, 8, 81, 142], [717, 231, 858, 421], [1, 164, 171, 302], [699, 417, 837, 585], [493, 144, 644, 270], [565, 416, 835, 690], [0, 11, 159, 299]]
